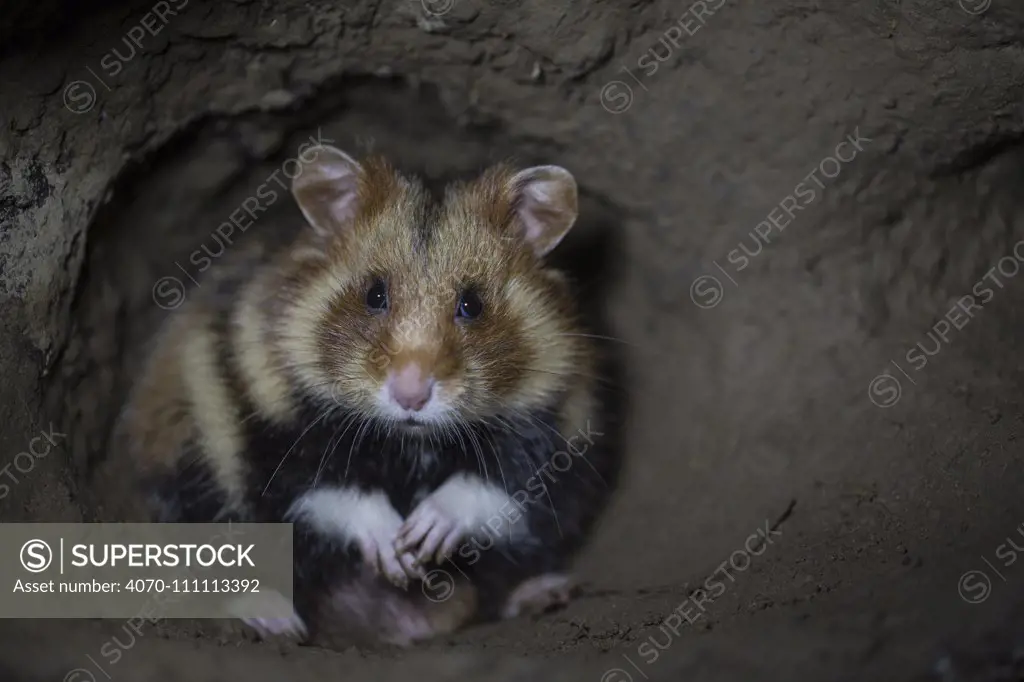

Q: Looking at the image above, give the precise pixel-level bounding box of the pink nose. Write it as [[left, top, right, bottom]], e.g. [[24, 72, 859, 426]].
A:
[[387, 364, 435, 412]]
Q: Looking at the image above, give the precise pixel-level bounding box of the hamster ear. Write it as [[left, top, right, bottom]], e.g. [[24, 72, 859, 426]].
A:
[[507, 165, 578, 257], [291, 146, 362, 236]]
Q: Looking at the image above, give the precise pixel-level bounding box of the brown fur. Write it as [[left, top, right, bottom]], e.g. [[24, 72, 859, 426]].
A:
[[261, 155, 594, 433], [117, 311, 197, 478]]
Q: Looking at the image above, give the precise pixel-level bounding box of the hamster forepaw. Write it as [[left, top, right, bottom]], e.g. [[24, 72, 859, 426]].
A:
[[354, 529, 424, 589], [394, 498, 465, 565]]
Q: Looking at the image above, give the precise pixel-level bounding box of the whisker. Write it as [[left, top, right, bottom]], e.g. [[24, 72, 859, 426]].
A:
[[344, 417, 371, 484], [262, 406, 335, 497], [314, 413, 357, 488], [518, 409, 609, 489], [551, 332, 636, 347], [517, 367, 623, 391]]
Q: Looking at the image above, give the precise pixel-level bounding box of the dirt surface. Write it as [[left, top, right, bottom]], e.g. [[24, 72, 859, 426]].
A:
[[2, 0, 1024, 680]]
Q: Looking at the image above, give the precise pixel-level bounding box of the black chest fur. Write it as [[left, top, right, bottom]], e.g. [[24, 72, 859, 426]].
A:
[[241, 397, 564, 522]]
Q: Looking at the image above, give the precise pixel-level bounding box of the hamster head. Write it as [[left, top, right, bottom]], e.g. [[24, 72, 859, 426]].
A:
[[277, 144, 592, 434]]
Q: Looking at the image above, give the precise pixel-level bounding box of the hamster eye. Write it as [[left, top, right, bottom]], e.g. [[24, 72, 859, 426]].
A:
[[365, 278, 388, 312], [456, 289, 483, 320]]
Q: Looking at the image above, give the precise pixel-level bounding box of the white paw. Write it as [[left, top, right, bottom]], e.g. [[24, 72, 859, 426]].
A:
[[502, 573, 575, 619], [394, 497, 466, 565], [354, 525, 423, 589]]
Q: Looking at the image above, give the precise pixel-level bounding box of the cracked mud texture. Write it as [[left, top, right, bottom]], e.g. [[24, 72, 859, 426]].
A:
[[2, 0, 1024, 680]]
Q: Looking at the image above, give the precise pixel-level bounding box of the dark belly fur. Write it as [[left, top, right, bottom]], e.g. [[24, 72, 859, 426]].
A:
[[148, 393, 615, 627]]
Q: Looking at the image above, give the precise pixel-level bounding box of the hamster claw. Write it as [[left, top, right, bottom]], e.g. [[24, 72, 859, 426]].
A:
[[435, 530, 464, 564], [396, 499, 464, 565], [397, 551, 426, 581], [379, 546, 412, 589], [355, 532, 418, 588]]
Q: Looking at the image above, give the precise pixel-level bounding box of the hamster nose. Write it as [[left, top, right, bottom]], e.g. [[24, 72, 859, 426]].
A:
[[387, 364, 435, 412]]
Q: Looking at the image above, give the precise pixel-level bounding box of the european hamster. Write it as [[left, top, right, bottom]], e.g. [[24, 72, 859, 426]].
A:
[[114, 141, 619, 645]]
